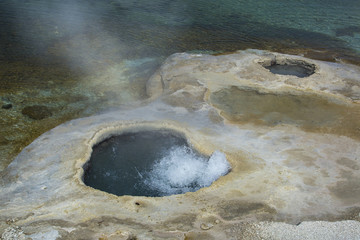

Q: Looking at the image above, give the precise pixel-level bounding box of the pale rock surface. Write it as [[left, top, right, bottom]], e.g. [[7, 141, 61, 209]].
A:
[[1, 50, 360, 239], [147, 50, 360, 102]]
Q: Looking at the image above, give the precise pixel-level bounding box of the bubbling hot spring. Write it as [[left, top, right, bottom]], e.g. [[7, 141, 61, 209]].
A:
[[83, 129, 231, 197]]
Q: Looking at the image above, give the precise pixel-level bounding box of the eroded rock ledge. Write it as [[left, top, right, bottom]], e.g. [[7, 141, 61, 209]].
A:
[[147, 50, 360, 102], [1, 50, 360, 239]]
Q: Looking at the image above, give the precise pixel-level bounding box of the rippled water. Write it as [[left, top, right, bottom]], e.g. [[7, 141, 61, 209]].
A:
[[0, 0, 360, 169]]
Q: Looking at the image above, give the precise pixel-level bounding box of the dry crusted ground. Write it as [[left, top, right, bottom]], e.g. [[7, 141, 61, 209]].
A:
[[1, 50, 360, 239]]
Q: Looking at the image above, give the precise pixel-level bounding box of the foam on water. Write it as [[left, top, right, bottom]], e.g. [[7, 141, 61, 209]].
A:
[[84, 130, 231, 197], [143, 147, 231, 196]]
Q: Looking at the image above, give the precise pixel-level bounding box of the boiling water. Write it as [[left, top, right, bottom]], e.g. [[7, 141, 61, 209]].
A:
[[144, 148, 230, 196], [83, 130, 230, 196]]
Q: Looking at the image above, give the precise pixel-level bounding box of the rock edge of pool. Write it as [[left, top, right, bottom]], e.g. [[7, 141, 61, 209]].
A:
[[1, 50, 360, 240]]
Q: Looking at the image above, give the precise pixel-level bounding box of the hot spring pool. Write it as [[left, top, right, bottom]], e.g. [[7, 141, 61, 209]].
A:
[[83, 129, 230, 197]]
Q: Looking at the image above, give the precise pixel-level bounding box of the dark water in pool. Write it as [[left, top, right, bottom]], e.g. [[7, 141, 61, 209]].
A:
[[0, 0, 360, 169], [84, 130, 189, 196], [83, 130, 230, 196], [265, 64, 314, 78]]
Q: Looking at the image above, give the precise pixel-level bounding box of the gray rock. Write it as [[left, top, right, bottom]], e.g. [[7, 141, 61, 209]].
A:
[[2, 103, 12, 109], [22, 105, 52, 120]]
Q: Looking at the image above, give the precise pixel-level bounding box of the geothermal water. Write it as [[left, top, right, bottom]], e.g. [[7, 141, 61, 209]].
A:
[[1, 1, 360, 237], [0, 0, 360, 169], [264, 64, 313, 78], [84, 130, 230, 196], [144, 148, 230, 196], [210, 87, 360, 139]]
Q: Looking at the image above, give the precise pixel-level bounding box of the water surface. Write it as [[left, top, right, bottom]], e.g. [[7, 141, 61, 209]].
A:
[[210, 87, 360, 139], [84, 130, 230, 196], [1, 0, 360, 169]]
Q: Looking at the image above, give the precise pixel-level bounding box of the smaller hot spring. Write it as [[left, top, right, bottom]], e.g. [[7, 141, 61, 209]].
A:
[[83, 129, 231, 197], [262, 58, 316, 78]]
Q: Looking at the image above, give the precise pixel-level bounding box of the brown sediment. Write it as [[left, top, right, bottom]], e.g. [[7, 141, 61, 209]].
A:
[[0, 58, 151, 170], [0, 109, 87, 170], [216, 200, 277, 221], [0, 61, 82, 94], [210, 87, 360, 140]]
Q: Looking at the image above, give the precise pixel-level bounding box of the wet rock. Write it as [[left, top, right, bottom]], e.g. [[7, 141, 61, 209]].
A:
[[2, 103, 12, 109], [1, 97, 13, 109], [22, 105, 52, 120]]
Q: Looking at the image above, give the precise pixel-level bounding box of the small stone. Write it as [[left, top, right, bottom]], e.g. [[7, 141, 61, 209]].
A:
[[200, 223, 214, 230], [22, 105, 52, 120], [2, 103, 12, 109], [6, 218, 17, 224], [215, 219, 220, 224]]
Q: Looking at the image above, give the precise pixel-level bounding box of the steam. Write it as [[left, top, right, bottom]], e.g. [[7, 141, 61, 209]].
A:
[[5, 0, 163, 104]]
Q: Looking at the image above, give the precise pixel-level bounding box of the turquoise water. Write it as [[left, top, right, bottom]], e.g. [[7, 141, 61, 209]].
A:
[[0, 0, 360, 168], [1, 0, 360, 63]]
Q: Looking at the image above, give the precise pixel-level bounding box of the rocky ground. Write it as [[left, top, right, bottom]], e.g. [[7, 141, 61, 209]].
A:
[[1, 50, 360, 239], [0, 57, 160, 171]]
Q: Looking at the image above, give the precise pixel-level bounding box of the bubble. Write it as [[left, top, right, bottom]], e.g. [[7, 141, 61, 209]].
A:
[[144, 147, 230, 196]]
